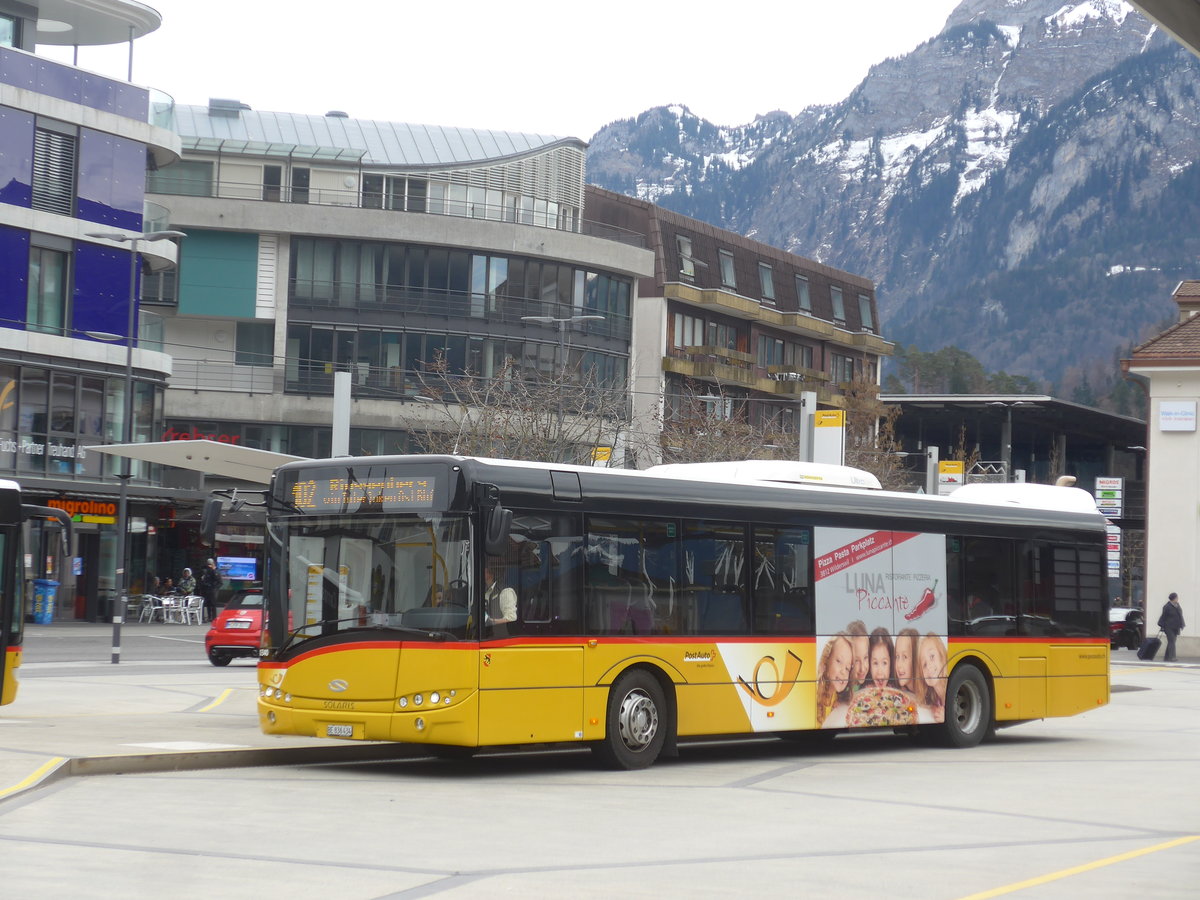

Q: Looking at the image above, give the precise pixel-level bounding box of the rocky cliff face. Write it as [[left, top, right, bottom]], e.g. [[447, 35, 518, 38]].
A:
[[586, 0, 1200, 399]]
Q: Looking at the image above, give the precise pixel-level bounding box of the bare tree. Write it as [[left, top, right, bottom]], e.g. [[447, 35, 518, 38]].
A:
[[402, 353, 629, 465], [842, 373, 908, 490], [644, 379, 795, 465]]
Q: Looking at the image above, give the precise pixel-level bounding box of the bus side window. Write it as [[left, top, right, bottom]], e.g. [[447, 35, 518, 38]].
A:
[[751, 525, 813, 635], [507, 510, 583, 635]]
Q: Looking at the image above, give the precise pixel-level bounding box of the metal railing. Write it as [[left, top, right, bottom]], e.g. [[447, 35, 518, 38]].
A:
[[289, 283, 632, 341], [147, 176, 646, 248]]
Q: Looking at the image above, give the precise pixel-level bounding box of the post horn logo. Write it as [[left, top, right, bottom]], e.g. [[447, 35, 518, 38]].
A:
[[737, 651, 803, 707]]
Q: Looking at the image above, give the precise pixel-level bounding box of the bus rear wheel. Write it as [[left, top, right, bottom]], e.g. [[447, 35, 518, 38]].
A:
[[940, 665, 991, 748], [594, 670, 667, 770]]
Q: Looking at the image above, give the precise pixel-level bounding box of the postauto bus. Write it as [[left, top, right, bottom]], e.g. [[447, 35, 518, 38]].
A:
[[232, 455, 1109, 769], [1, 480, 71, 705]]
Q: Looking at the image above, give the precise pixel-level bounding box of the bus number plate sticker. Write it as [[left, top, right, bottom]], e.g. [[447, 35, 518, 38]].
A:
[[326, 724, 353, 737]]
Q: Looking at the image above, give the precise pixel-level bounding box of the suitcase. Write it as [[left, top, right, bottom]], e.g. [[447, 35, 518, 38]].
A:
[[1137, 634, 1162, 661]]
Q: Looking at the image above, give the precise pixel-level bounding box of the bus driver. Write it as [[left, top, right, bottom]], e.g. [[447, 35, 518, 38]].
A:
[[484, 564, 518, 635]]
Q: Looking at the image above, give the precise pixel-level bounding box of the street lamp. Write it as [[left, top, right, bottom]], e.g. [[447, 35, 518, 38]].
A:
[[85, 229, 185, 664], [520, 314, 607, 439]]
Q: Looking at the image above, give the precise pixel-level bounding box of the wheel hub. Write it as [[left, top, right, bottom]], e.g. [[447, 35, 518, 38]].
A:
[[618, 689, 659, 750]]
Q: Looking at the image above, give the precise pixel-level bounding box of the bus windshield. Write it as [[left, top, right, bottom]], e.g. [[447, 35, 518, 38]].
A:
[[271, 512, 473, 643]]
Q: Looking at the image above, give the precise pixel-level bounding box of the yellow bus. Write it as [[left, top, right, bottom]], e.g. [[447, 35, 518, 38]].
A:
[[1, 480, 71, 706], [240, 455, 1109, 768]]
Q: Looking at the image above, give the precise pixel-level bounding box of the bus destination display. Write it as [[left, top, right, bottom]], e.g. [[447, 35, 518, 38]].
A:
[[289, 470, 438, 512]]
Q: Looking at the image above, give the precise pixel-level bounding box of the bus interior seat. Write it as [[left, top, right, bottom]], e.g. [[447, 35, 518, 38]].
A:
[[697, 591, 748, 634]]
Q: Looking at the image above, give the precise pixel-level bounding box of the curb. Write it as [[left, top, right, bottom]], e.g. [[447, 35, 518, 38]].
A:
[[2, 742, 425, 803]]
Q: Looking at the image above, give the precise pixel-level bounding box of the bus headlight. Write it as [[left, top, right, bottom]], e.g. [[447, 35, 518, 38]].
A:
[[398, 696, 408, 708]]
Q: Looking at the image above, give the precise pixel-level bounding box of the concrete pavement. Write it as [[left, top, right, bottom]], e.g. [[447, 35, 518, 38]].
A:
[[0, 622, 405, 802], [2, 622, 1195, 803]]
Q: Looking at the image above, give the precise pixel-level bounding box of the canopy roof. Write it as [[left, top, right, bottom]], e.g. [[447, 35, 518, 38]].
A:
[[91, 440, 304, 484]]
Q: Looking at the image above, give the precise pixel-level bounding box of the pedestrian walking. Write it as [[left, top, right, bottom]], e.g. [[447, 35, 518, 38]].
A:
[[1158, 592, 1186, 662]]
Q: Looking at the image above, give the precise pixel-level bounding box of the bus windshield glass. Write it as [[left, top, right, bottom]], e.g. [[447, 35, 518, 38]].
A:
[[272, 512, 472, 643]]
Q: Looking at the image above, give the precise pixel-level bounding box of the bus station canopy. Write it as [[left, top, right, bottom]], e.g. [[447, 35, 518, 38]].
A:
[[91, 440, 305, 485]]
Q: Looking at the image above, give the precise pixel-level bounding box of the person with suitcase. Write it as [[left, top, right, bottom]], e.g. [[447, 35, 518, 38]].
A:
[[1158, 592, 1185, 662]]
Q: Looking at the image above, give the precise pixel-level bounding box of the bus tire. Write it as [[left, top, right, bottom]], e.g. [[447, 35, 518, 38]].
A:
[[593, 670, 667, 770], [940, 665, 991, 748]]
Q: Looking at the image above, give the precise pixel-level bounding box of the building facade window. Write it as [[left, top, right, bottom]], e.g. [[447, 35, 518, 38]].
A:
[[263, 165, 282, 201], [719, 250, 736, 289], [756, 336, 814, 370], [290, 167, 310, 204], [26, 242, 70, 335], [289, 237, 631, 329], [830, 285, 846, 323], [147, 159, 213, 197], [31, 120, 77, 216], [235, 322, 275, 366], [677, 235, 695, 278], [284, 324, 627, 397], [706, 321, 738, 351], [758, 263, 775, 303], [140, 268, 177, 305], [830, 353, 855, 384], [795, 274, 812, 312], [363, 174, 430, 213], [0, 363, 160, 479], [859, 293, 874, 332], [162, 418, 409, 459], [673, 313, 704, 349], [1, 14, 18, 47]]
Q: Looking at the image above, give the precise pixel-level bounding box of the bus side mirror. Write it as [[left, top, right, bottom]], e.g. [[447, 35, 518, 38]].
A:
[[484, 505, 512, 556], [201, 497, 223, 546]]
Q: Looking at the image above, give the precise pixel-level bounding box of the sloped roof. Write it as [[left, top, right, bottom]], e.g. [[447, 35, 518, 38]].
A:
[[1130, 313, 1200, 361], [174, 105, 584, 169]]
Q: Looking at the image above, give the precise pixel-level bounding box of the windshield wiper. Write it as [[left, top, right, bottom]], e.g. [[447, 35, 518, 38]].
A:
[[279, 616, 454, 651]]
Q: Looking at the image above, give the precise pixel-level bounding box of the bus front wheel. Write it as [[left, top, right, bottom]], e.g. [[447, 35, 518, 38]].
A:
[[594, 670, 667, 770], [941, 665, 991, 748]]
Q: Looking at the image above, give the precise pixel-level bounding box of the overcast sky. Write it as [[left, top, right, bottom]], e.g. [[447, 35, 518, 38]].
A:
[[47, 0, 962, 138]]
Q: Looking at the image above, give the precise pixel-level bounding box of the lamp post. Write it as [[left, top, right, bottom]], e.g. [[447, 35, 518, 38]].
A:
[[520, 314, 606, 442], [85, 229, 185, 664]]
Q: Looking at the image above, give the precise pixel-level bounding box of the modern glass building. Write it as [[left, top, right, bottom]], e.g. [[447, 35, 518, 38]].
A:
[[145, 100, 654, 469], [0, 0, 182, 618]]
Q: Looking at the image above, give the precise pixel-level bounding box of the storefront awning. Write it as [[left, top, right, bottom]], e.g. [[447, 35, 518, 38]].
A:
[[92, 440, 306, 484]]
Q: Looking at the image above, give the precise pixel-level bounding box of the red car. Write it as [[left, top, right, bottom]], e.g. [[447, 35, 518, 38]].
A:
[[204, 591, 264, 666]]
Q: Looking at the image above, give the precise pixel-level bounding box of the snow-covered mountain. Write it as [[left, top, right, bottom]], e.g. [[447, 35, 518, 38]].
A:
[[586, 0, 1200, 404]]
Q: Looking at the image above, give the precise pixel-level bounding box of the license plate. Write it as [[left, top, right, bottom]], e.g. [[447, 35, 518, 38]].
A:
[[326, 724, 353, 738], [226, 620, 252, 630]]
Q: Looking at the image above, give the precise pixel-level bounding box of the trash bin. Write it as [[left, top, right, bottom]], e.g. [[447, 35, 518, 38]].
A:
[[33, 579, 59, 624]]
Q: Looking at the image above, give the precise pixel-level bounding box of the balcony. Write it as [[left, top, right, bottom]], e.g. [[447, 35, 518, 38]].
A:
[[147, 176, 645, 248], [663, 355, 758, 388]]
